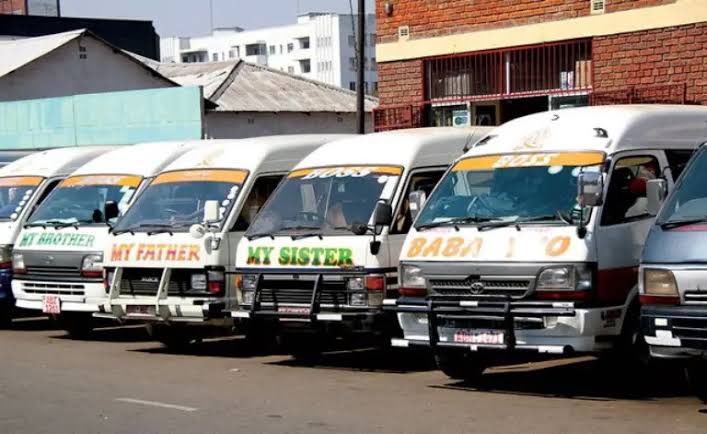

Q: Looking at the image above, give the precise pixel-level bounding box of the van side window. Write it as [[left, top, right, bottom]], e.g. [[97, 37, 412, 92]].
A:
[[232, 175, 283, 231], [665, 149, 694, 182], [391, 169, 446, 234], [601, 156, 660, 226]]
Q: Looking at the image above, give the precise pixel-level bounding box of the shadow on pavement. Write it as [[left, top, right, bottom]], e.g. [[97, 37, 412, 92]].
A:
[[434, 357, 691, 402], [8, 315, 55, 331], [269, 346, 437, 374], [132, 335, 277, 359]]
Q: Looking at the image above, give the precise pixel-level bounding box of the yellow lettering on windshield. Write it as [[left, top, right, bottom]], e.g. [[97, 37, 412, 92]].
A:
[[453, 152, 605, 171]]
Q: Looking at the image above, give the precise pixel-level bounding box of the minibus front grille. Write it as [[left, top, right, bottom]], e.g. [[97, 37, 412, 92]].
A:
[[684, 291, 707, 305], [257, 277, 348, 306], [670, 316, 707, 350], [119, 268, 209, 297], [429, 276, 532, 299], [25, 265, 81, 278]]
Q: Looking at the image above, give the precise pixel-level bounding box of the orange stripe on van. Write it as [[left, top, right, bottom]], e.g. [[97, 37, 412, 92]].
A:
[[453, 152, 605, 171], [153, 169, 248, 185], [288, 165, 403, 178], [60, 175, 142, 188], [0, 176, 43, 187]]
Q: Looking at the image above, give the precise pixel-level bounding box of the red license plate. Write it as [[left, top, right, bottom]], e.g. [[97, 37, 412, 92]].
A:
[[42, 295, 61, 314], [277, 306, 310, 315], [453, 329, 504, 345]]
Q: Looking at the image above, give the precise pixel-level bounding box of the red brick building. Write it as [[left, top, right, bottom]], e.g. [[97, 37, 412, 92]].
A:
[[374, 0, 707, 130], [0, 0, 26, 14]]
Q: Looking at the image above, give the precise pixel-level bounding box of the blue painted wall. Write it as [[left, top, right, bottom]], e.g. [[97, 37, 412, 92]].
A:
[[0, 86, 204, 149]]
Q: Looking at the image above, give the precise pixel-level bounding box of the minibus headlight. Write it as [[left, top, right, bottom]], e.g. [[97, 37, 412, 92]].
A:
[[346, 277, 365, 291], [401, 264, 426, 288], [643, 269, 678, 296], [537, 266, 574, 290], [0, 245, 13, 268], [242, 290, 255, 305], [241, 274, 259, 291], [12, 252, 25, 274], [81, 254, 103, 278], [536, 264, 594, 292], [190, 273, 207, 291]]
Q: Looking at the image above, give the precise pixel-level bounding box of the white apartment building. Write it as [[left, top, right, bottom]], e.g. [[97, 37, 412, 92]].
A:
[[160, 12, 378, 94]]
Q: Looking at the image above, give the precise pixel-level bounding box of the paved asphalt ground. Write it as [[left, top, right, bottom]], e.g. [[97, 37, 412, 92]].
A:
[[1, 317, 706, 434]]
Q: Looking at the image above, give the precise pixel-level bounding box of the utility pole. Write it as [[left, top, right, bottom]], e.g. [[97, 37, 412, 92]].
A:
[[356, 0, 366, 134], [210, 0, 215, 32]]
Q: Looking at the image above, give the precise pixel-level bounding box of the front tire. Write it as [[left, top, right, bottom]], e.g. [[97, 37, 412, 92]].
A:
[[279, 333, 325, 362], [59, 312, 94, 339], [146, 324, 199, 350], [434, 349, 487, 381], [0, 303, 13, 329], [685, 363, 707, 403]]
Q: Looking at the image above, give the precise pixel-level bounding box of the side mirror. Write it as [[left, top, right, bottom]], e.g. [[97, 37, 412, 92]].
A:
[[104, 201, 119, 222], [408, 190, 427, 221], [189, 224, 206, 239], [351, 223, 369, 236], [646, 178, 668, 216], [203, 200, 220, 223], [373, 201, 393, 227], [577, 171, 604, 207]]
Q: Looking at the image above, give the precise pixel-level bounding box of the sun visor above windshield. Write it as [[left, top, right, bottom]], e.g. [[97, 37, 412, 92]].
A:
[[60, 175, 142, 188], [0, 176, 44, 187], [453, 152, 605, 171], [153, 169, 249, 185], [288, 166, 403, 179]]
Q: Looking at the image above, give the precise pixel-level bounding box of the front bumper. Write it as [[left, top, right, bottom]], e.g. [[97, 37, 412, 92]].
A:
[[231, 273, 389, 334], [386, 297, 618, 354], [96, 296, 230, 326], [641, 304, 707, 360], [12, 279, 104, 313]]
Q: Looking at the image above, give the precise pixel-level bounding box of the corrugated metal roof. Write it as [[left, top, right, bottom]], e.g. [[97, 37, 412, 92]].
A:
[[138, 57, 379, 113], [0, 29, 83, 78]]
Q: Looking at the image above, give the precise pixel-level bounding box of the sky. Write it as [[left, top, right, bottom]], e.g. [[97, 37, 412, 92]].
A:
[[61, 0, 377, 37]]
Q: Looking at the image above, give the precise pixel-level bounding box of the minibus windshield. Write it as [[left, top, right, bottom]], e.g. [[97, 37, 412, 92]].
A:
[[0, 176, 43, 222], [247, 166, 402, 237], [415, 152, 604, 229], [658, 148, 707, 226], [28, 175, 140, 226], [113, 169, 247, 232]]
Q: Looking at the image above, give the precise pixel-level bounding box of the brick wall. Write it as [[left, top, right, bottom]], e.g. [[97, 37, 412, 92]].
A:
[[377, 60, 424, 106], [593, 23, 707, 104], [0, 0, 26, 14], [376, 0, 676, 43]]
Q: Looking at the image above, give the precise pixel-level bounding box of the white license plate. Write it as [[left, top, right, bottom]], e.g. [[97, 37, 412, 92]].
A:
[[453, 329, 504, 345], [42, 295, 61, 315]]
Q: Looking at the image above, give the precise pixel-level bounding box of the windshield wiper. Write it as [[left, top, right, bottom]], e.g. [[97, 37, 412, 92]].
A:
[[660, 217, 707, 230], [246, 232, 275, 241], [290, 232, 323, 241], [24, 220, 80, 230], [479, 212, 572, 232], [416, 216, 494, 231], [112, 223, 179, 236]]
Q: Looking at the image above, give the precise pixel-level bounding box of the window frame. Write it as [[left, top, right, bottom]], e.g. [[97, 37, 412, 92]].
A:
[[599, 152, 664, 227], [230, 174, 284, 232], [390, 166, 448, 235]]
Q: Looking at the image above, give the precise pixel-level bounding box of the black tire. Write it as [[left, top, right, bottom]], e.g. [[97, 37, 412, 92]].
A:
[[279, 333, 325, 362], [59, 312, 94, 339], [615, 300, 649, 367], [434, 350, 487, 381], [0, 303, 13, 329], [146, 324, 198, 350], [685, 363, 707, 403]]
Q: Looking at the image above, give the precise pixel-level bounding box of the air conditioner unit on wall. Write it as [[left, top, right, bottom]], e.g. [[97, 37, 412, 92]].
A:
[[591, 0, 606, 14]]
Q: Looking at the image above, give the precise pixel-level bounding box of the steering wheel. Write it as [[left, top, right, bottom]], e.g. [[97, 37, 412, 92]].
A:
[[297, 211, 323, 225], [466, 195, 495, 216]]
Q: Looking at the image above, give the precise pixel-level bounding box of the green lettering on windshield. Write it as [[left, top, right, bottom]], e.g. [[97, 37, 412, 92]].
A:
[[248, 246, 354, 268]]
